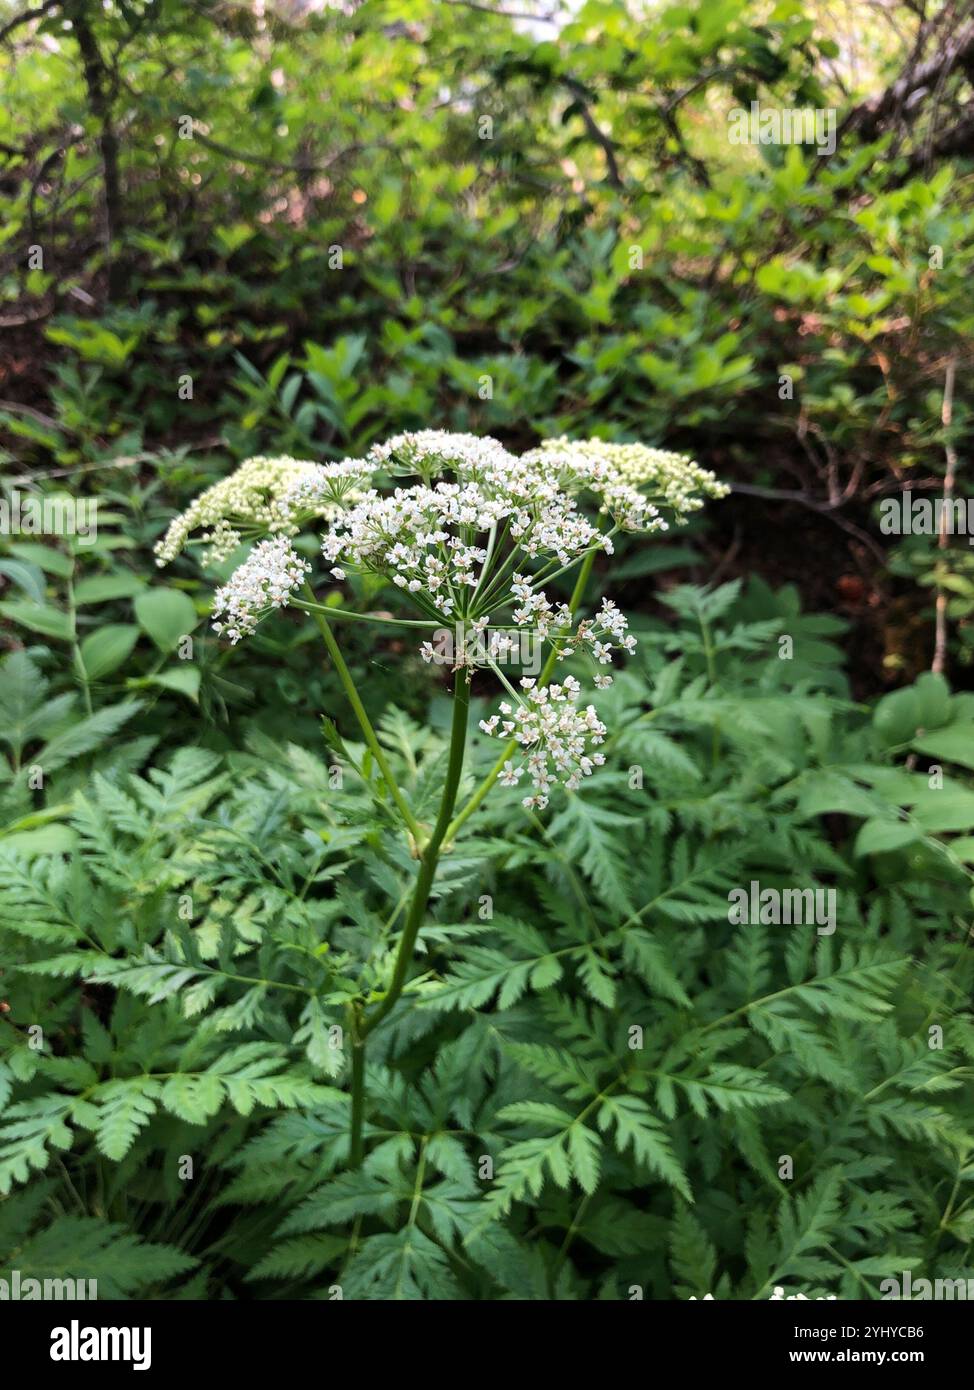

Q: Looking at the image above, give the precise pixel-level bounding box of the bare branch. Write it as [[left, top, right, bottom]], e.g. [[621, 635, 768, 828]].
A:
[[932, 356, 959, 675], [840, 15, 974, 142], [191, 129, 400, 175], [0, 0, 59, 46], [437, 0, 560, 22], [560, 77, 625, 190]]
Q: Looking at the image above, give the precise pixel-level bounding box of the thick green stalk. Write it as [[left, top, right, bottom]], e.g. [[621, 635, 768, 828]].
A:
[[348, 666, 470, 1165], [444, 546, 597, 843], [303, 581, 421, 841]]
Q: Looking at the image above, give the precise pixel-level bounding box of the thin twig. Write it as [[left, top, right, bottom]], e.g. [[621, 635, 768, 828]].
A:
[[0, 0, 59, 45], [560, 77, 625, 190], [191, 130, 399, 175], [932, 355, 959, 675]]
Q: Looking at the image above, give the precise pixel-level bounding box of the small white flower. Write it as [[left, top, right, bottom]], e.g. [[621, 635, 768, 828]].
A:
[[480, 681, 608, 800], [155, 456, 368, 567], [211, 537, 311, 643], [523, 437, 729, 530], [172, 434, 727, 776]]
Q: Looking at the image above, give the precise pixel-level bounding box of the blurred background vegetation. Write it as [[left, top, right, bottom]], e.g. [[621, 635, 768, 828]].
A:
[[1, 0, 973, 689], [3, 2, 974, 1301]]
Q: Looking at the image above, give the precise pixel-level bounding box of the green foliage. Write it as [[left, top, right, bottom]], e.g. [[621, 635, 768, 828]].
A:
[[1, 0, 971, 637], [0, 1183, 197, 1298], [2, 575, 973, 1298], [2, 0, 974, 1302]]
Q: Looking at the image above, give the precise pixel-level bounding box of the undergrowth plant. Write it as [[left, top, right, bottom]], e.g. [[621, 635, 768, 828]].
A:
[[2, 436, 974, 1299], [153, 431, 728, 1169]]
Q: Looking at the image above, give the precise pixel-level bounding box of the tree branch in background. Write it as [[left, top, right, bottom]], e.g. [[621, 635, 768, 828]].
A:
[[932, 356, 959, 676], [560, 76, 625, 189], [0, 0, 58, 45], [839, 14, 974, 144], [67, 0, 125, 299], [438, 0, 560, 22], [660, 106, 711, 188], [191, 129, 400, 175]]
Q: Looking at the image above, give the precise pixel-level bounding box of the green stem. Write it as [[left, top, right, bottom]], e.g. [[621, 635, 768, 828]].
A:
[[444, 546, 597, 843], [293, 599, 440, 629], [348, 1013, 366, 1170], [364, 667, 469, 1034], [66, 565, 92, 717], [699, 614, 721, 766], [303, 580, 421, 841], [348, 666, 471, 1165]]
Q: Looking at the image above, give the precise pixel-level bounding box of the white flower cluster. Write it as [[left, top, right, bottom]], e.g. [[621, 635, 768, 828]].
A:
[[319, 469, 610, 617], [369, 430, 516, 480], [211, 536, 311, 644], [165, 430, 728, 804], [154, 455, 369, 567], [690, 1287, 837, 1301], [372, 432, 670, 532], [525, 437, 730, 523], [573, 596, 636, 682], [505, 581, 632, 680], [479, 676, 606, 808], [280, 458, 374, 515]]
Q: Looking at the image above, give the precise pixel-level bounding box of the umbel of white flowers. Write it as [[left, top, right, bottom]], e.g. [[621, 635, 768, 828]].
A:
[[689, 1288, 838, 1300], [157, 432, 727, 806]]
